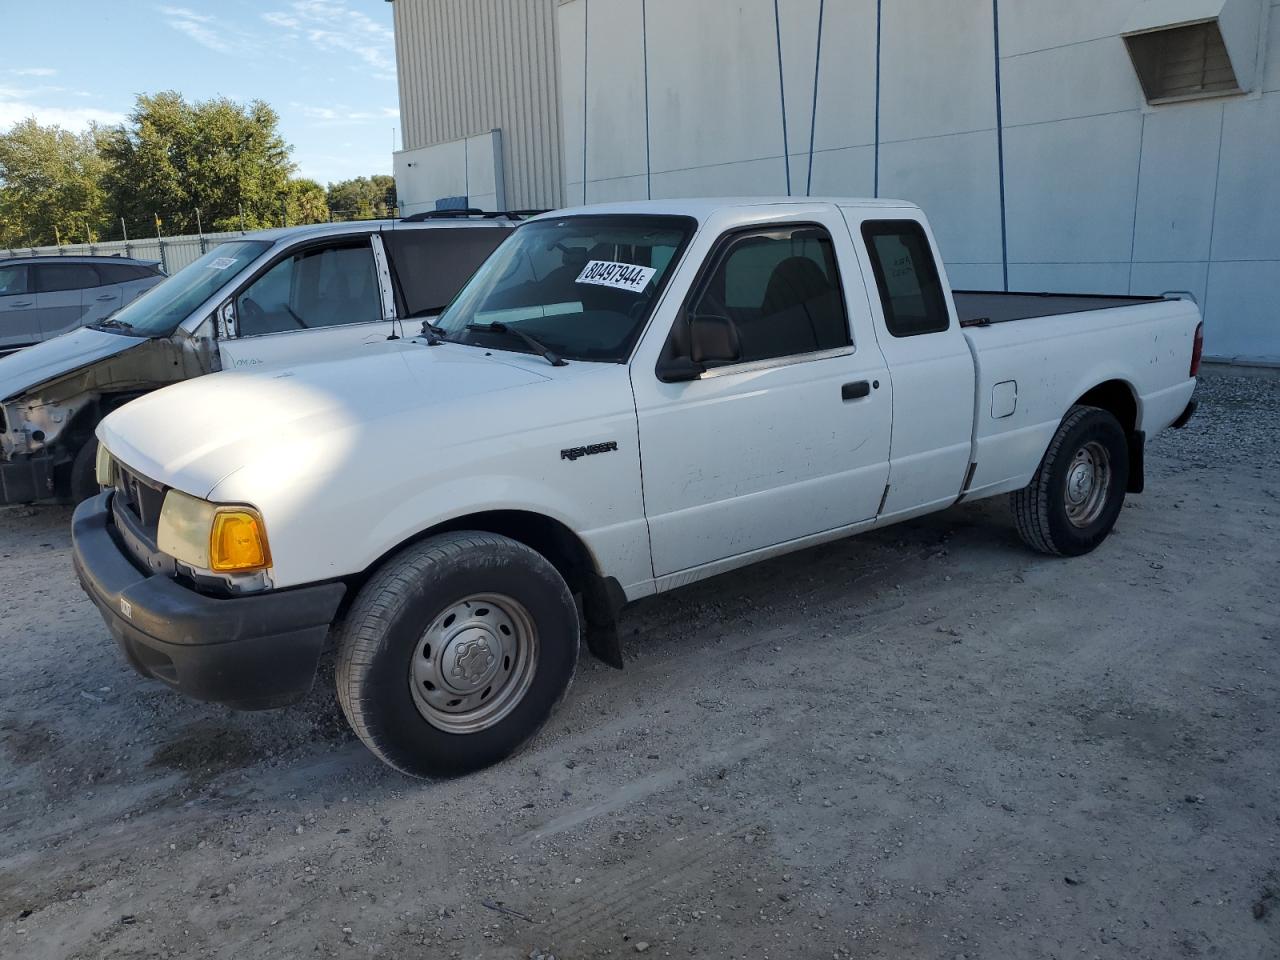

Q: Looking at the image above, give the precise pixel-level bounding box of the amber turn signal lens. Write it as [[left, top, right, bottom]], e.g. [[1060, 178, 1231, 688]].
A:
[[209, 510, 271, 572]]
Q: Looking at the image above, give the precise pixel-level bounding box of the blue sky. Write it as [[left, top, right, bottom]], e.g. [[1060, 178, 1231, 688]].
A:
[[0, 0, 399, 185]]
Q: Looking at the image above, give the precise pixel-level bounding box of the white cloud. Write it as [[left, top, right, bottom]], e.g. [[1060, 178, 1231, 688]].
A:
[[9, 67, 57, 78], [0, 100, 125, 132], [262, 1, 396, 78], [157, 5, 237, 54], [262, 12, 301, 29], [293, 102, 398, 124]]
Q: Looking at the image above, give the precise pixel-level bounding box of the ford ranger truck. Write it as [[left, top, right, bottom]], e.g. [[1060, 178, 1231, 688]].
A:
[[0, 212, 521, 505], [74, 198, 1201, 777]]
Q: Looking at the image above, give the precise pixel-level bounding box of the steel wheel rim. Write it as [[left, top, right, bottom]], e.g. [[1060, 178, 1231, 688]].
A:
[[1063, 440, 1111, 528], [409, 593, 538, 734]]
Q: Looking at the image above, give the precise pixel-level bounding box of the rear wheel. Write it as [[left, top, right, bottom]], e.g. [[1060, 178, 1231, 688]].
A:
[[1011, 405, 1129, 556], [335, 531, 579, 777]]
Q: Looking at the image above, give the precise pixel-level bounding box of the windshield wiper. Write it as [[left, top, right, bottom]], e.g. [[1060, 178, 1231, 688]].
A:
[[420, 318, 448, 345], [465, 322, 567, 367]]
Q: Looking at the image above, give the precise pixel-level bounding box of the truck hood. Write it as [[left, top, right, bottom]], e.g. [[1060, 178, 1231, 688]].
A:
[[0, 326, 146, 401], [97, 342, 556, 497]]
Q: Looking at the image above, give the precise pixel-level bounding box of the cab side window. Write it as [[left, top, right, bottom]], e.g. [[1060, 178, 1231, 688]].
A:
[[685, 225, 851, 365], [861, 220, 950, 337], [235, 240, 381, 337]]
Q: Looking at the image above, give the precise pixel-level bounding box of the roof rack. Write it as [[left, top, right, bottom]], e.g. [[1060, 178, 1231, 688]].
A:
[[400, 208, 550, 223]]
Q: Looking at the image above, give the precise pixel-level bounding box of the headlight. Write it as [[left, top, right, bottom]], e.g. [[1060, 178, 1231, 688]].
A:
[[94, 443, 115, 488], [157, 489, 272, 573]]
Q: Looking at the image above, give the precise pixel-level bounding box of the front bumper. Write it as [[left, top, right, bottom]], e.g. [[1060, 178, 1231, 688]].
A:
[[0, 453, 54, 504], [72, 492, 346, 710]]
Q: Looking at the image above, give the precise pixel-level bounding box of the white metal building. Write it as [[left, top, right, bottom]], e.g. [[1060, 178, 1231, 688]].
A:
[[392, 0, 1280, 364]]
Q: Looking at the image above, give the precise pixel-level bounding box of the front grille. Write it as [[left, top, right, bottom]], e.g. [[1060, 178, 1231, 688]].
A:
[[109, 459, 175, 579], [114, 461, 167, 538]]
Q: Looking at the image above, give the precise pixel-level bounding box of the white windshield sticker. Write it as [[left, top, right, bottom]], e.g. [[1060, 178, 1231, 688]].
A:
[[575, 260, 657, 293], [207, 256, 238, 270]]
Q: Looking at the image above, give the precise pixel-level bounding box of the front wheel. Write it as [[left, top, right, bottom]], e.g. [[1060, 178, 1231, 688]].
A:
[[67, 437, 100, 505], [335, 531, 579, 777], [1010, 405, 1129, 557]]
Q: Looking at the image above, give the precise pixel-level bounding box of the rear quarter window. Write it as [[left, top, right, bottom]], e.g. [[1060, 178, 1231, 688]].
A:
[[98, 263, 154, 284], [383, 227, 509, 318], [861, 220, 950, 337]]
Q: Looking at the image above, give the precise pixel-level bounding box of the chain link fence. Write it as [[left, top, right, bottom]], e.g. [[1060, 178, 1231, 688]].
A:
[[1, 231, 251, 274], [2, 210, 399, 274]]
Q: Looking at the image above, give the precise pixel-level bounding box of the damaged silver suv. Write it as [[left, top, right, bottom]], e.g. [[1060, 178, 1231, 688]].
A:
[[0, 212, 521, 504]]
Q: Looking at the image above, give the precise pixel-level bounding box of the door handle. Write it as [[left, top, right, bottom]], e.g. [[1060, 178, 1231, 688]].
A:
[[8, 300, 33, 307], [841, 380, 871, 401], [96, 294, 116, 301]]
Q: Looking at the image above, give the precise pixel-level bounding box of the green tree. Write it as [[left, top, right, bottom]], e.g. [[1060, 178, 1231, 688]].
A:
[[325, 174, 396, 220], [285, 177, 330, 225], [98, 91, 295, 236], [0, 119, 108, 246]]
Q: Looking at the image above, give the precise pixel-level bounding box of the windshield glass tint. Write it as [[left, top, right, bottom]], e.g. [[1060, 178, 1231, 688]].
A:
[[109, 240, 272, 336], [435, 215, 694, 362]]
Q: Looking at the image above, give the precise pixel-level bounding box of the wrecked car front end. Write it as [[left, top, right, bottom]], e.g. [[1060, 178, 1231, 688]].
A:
[[0, 332, 215, 504]]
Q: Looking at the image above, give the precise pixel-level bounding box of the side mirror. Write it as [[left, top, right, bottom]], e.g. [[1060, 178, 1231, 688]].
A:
[[656, 314, 742, 383], [689, 314, 741, 365], [656, 355, 705, 383]]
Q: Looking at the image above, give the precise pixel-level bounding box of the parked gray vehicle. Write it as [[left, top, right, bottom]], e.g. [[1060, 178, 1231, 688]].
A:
[[0, 256, 165, 355], [0, 212, 525, 505]]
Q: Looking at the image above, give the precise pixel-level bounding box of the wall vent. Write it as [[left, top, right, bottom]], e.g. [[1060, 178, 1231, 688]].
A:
[[1123, 0, 1265, 104], [1125, 21, 1239, 100]]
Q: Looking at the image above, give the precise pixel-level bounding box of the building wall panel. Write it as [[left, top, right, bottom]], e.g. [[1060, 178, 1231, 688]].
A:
[[644, 0, 788, 182], [584, 0, 649, 187], [1132, 101, 1223, 264], [1212, 93, 1280, 262], [878, 0, 996, 143], [393, 0, 564, 209], [1003, 111, 1144, 265]]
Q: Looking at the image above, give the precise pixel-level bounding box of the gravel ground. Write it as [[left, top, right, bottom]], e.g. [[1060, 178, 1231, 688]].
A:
[[0, 373, 1277, 960]]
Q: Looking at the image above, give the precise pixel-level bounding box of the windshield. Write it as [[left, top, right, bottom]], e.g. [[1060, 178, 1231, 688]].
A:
[[434, 215, 695, 362], [104, 240, 272, 337]]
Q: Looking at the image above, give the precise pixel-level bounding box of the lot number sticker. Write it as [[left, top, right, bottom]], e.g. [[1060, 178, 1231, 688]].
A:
[[576, 260, 656, 293], [207, 257, 238, 270]]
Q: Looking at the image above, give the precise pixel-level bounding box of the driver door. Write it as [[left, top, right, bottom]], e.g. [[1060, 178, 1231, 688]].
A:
[[632, 217, 893, 578], [217, 235, 395, 372]]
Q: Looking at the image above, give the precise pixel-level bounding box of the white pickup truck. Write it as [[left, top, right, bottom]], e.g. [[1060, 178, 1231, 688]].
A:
[[73, 198, 1201, 777]]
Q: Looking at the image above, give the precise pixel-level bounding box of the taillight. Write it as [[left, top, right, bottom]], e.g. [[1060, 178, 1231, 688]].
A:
[[1190, 321, 1204, 377]]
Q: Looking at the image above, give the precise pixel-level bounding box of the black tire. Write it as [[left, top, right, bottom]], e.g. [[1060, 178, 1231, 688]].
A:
[[1010, 405, 1129, 557], [335, 531, 579, 777], [67, 437, 100, 505]]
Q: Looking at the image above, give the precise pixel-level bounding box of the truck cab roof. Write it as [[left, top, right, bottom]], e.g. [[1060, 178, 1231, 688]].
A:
[[528, 196, 920, 225]]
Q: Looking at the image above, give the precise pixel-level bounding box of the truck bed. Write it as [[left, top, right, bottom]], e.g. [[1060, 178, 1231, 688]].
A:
[[953, 290, 1165, 327]]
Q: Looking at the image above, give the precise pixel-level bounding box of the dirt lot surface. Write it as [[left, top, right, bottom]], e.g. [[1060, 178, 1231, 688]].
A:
[[1, 373, 1277, 960]]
